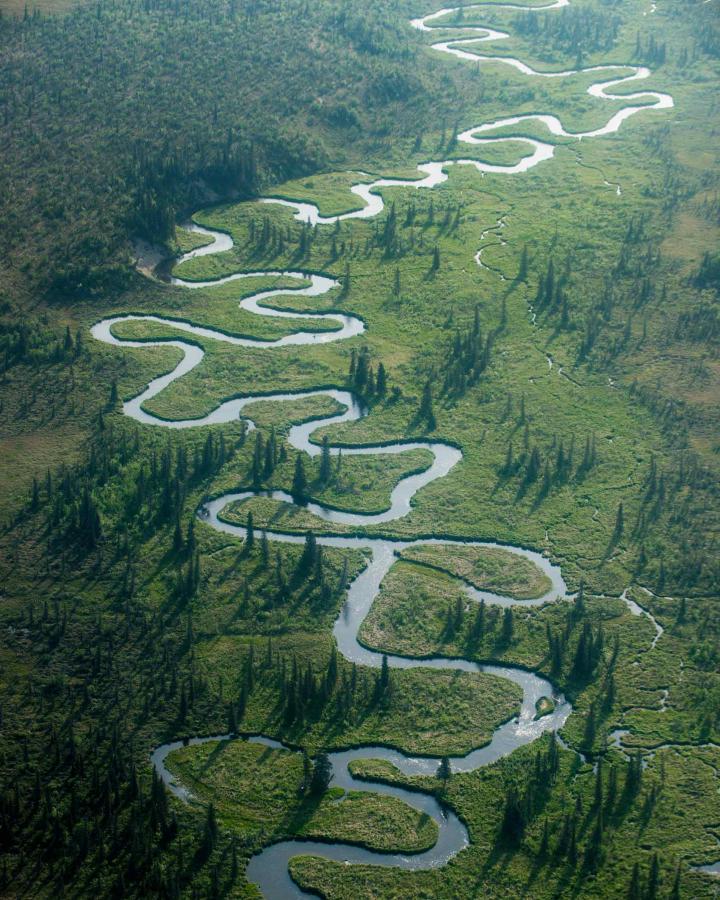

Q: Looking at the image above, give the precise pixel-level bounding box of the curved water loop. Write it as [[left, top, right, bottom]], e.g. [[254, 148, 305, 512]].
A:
[[91, 1, 674, 895], [258, 1, 672, 226]]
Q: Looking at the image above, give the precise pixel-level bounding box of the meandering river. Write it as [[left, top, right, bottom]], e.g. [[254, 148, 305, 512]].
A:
[[92, 0, 673, 895]]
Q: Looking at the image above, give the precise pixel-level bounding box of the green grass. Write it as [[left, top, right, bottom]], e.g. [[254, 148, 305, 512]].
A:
[[0, 0, 719, 896], [166, 738, 439, 854], [192, 632, 523, 757], [399, 543, 553, 600], [293, 740, 720, 900]]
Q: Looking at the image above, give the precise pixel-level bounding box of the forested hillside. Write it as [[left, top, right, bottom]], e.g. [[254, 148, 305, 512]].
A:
[[0, 0, 442, 299]]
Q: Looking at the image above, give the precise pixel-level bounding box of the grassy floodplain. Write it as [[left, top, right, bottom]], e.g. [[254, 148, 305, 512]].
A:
[[0, 0, 719, 897]]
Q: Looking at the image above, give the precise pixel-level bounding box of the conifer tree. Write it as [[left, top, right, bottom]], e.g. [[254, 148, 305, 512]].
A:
[[518, 244, 529, 281], [297, 531, 317, 577], [251, 432, 264, 487], [376, 363, 387, 398], [310, 753, 332, 796], [500, 787, 525, 845], [471, 600, 486, 646], [291, 455, 308, 504], [437, 756, 451, 784], [227, 703, 238, 735], [419, 381, 436, 430], [245, 512, 255, 551], [375, 654, 391, 701], [319, 436, 332, 484], [431, 245, 440, 272], [501, 607, 514, 644]]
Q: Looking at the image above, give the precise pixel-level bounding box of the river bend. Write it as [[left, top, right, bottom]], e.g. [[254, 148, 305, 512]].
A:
[[90, 0, 674, 895]]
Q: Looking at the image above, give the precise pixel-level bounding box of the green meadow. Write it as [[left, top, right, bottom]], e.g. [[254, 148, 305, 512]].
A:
[[0, 0, 718, 896]]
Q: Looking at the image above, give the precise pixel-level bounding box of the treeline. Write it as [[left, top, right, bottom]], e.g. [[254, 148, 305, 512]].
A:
[[236, 524, 345, 614], [348, 346, 389, 403], [529, 217, 720, 595], [498, 414, 599, 505], [513, 6, 621, 60], [0, 554, 247, 897], [634, 32, 667, 66], [330, 4, 415, 59], [498, 733, 659, 887], [626, 446, 720, 592], [689, 0, 720, 58], [674, 302, 720, 345], [129, 137, 261, 245], [531, 218, 668, 368], [25, 406, 243, 557], [369, 199, 462, 261], [440, 305, 494, 398], [0, 0, 450, 300], [0, 319, 84, 372], [693, 251, 720, 294], [411, 302, 502, 430], [0, 410, 363, 894]]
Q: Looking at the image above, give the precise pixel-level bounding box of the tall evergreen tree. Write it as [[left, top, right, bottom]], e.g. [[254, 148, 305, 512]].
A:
[[319, 436, 332, 484], [291, 455, 308, 504], [310, 753, 332, 796]]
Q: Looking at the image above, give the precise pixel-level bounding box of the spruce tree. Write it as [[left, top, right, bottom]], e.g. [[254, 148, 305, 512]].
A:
[[376, 363, 387, 398], [419, 381, 436, 430], [297, 531, 317, 577], [319, 436, 332, 484], [245, 512, 255, 551], [437, 756, 451, 783], [471, 600, 486, 645], [501, 607, 514, 644], [431, 245, 441, 272], [310, 753, 332, 796], [375, 654, 391, 701], [500, 787, 525, 845], [518, 244, 529, 281], [291, 455, 308, 503], [227, 703, 238, 735]]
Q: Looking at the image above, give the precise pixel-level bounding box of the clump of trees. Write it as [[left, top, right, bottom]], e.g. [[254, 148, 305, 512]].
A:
[[514, 5, 621, 60], [348, 346, 388, 403], [440, 305, 493, 398]]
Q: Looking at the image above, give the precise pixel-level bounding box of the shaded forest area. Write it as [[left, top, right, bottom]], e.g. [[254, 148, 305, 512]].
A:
[[0, 0, 441, 301]]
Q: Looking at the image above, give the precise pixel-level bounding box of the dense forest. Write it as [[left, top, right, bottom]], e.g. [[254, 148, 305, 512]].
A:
[[0, 0, 440, 299]]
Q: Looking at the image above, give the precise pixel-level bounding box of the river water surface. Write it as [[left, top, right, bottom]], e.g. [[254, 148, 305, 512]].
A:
[[91, 0, 675, 894]]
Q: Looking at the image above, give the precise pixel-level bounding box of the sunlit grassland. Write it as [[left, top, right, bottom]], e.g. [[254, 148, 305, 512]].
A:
[[108, 157, 670, 595], [290, 741, 720, 899], [0, 0, 718, 894], [166, 739, 439, 854], [191, 632, 522, 757]]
